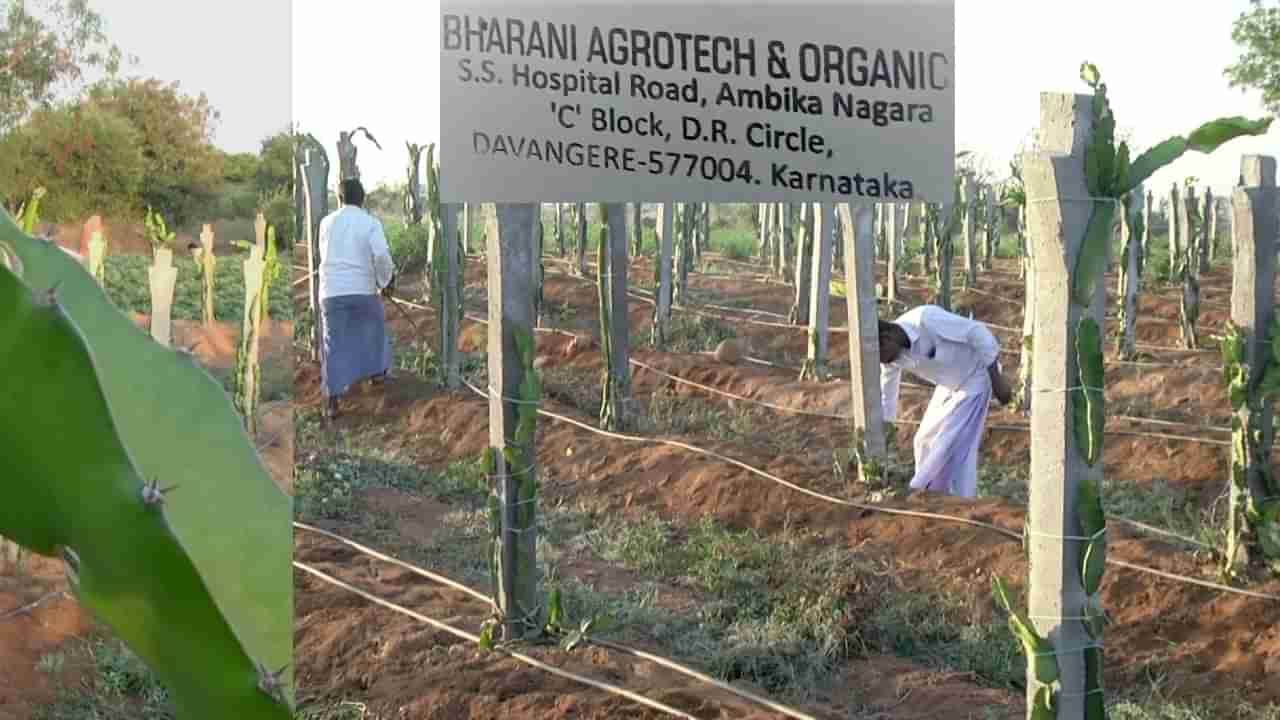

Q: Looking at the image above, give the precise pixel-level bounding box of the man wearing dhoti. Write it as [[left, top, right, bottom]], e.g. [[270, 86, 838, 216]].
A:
[[878, 305, 1013, 497], [318, 179, 395, 420]]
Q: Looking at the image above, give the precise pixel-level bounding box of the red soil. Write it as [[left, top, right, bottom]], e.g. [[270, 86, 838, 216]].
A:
[[291, 254, 1280, 719]]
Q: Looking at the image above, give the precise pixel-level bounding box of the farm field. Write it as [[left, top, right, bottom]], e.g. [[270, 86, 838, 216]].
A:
[[291, 215, 1280, 720], [0, 218, 294, 720]]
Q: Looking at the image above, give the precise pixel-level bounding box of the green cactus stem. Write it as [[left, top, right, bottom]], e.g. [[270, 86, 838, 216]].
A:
[[144, 206, 177, 251], [1220, 319, 1280, 575], [87, 229, 107, 286], [1072, 318, 1105, 467], [0, 211, 292, 717], [19, 187, 45, 234], [489, 326, 543, 640], [992, 577, 1060, 689]]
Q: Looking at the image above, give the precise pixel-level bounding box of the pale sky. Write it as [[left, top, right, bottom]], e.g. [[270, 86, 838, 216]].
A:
[[293, 1, 1279, 197], [82, 0, 292, 154]]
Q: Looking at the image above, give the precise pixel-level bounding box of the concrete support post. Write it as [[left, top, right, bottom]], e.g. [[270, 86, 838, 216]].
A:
[[1022, 92, 1102, 718]]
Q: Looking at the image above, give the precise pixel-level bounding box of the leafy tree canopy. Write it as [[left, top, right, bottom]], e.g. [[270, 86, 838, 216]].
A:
[[222, 151, 259, 185], [255, 129, 293, 197], [0, 0, 128, 132], [1224, 0, 1280, 115], [0, 102, 144, 219], [84, 77, 225, 225]]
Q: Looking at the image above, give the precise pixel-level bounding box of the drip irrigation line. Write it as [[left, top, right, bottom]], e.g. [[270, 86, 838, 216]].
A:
[[1108, 517, 1216, 551], [631, 358, 847, 420], [463, 380, 1280, 604], [1104, 558, 1280, 602], [293, 523, 820, 720], [293, 561, 700, 720], [295, 522, 490, 603]]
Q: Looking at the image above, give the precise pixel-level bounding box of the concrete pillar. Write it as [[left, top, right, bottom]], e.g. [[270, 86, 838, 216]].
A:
[[1022, 92, 1102, 718], [962, 175, 978, 287], [841, 201, 886, 481], [651, 202, 675, 348], [790, 202, 814, 325], [149, 247, 177, 347], [801, 203, 835, 380], [1169, 183, 1182, 277], [575, 202, 588, 276], [886, 201, 899, 301], [1228, 155, 1279, 571], [487, 204, 541, 640], [600, 203, 632, 431]]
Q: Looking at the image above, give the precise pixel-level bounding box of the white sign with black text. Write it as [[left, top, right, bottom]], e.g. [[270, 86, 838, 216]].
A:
[[440, 1, 955, 203]]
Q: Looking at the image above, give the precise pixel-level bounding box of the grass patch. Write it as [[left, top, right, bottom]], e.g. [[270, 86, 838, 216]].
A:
[[35, 638, 172, 720], [296, 406, 1023, 701], [712, 227, 755, 261], [102, 252, 291, 322], [656, 313, 738, 354], [1108, 695, 1280, 720], [976, 460, 1221, 553], [541, 366, 603, 417]]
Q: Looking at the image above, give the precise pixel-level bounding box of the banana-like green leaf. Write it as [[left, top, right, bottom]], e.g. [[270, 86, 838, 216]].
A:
[[0, 212, 292, 711], [0, 261, 289, 718]]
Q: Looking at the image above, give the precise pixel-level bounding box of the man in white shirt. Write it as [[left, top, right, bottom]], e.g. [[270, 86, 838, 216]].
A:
[[879, 305, 1013, 497], [318, 179, 396, 420]]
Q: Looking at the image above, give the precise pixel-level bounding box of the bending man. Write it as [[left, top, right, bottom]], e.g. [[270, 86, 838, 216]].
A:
[[879, 304, 1013, 497], [318, 178, 395, 420]]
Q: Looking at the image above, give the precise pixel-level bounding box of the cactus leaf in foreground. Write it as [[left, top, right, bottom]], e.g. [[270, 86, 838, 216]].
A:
[[0, 211, 292, 713], [0, 263, 289, 717]]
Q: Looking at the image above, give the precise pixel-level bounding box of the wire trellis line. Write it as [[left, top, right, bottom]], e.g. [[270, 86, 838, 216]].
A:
[[293, 561, 701, 720], [293, 523, 820, 720]]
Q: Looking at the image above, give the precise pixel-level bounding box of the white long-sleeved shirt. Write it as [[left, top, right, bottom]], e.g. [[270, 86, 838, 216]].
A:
[[318, 205, 394, 300], [880, 305, 1001, 422]]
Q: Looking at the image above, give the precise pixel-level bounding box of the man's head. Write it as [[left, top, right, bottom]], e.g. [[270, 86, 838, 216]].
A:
[[878, 319, 910, 364], [339, 178, 365, 207]]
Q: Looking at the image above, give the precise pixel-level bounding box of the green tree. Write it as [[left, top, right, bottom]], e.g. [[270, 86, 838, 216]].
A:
[[222, 151, 259, 185], [255, 129, 292, 196], [0, 0, 127, 132], [85, 77, 224, 226], [1224, 0, 1280, 115], [0, 102, 144, 220]]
